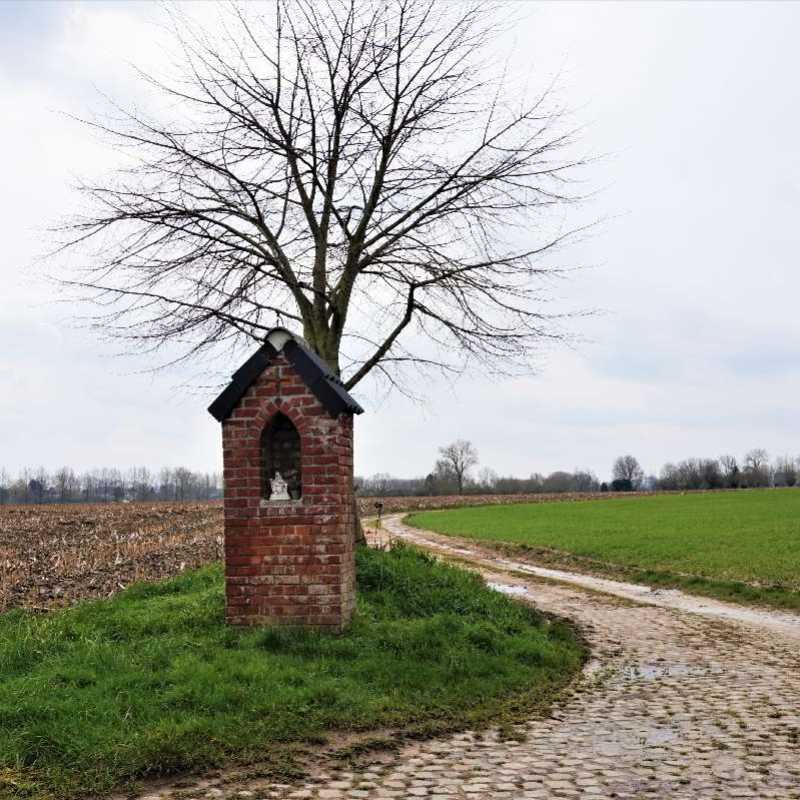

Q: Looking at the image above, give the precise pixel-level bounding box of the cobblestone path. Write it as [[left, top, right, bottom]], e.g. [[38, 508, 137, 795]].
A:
[[136, 516, 800, 800]]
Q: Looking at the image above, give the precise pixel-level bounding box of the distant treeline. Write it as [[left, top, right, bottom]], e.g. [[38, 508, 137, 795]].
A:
[[0, 467, 221, 505], [357, 448, 799, 497], [655, 449, 796, 491], [357, 439, 604, 497], [356, 470, 601, 497], [3, 447, 795, 505]]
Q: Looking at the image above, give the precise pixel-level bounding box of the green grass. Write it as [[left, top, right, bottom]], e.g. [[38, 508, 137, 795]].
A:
[[407, 489, 800, 611], [0, 545, 584, 800]]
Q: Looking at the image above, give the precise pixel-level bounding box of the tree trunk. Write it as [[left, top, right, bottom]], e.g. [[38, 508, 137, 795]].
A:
[[353, 494, 366, 546]]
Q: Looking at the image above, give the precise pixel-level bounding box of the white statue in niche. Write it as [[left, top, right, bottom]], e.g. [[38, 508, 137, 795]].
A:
[[269, 471, 291, 501]]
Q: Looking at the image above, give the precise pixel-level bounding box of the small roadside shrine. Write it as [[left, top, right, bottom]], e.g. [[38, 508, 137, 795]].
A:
[[208, 328, 363, 630]]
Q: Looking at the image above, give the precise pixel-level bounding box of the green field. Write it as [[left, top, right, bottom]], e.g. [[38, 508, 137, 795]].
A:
[[0, 545, 583, 800], [407, 489, 800, 610]]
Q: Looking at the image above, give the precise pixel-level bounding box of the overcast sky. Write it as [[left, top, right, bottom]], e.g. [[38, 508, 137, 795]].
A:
[[2, 1, 799, 482]]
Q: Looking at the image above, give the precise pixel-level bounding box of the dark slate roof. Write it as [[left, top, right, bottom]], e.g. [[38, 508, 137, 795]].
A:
[[208, 329, 364, 422]]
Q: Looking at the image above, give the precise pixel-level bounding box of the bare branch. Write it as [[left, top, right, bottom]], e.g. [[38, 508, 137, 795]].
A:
[[55, 0, 589, 388]]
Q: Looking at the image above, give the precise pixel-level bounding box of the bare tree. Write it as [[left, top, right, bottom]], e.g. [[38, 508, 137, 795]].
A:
[[128, 466, 154, 501], [174, 467, 196, 501], [0, 468, 9, 505], [198, 472, 220, 500], [572, 469, 599, 492], [438, 440, 478, 494], [656, 458, 722, 491], [744, 448, 768, 472], [718, 454, 740, 488], [58, 0, 586, 391], [54, 467, 79, 503], [743, 448, 770, 488], [476, 466, 498, 491], [612, 455, 644, 490], [773, 456, 797, 488]]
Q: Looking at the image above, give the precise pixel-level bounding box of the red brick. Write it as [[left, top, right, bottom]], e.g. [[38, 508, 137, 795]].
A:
[[219, 355, 356, 631]]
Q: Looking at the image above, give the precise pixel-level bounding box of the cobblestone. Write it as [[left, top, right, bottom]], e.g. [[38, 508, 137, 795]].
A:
[[133, 515, 800, 800]]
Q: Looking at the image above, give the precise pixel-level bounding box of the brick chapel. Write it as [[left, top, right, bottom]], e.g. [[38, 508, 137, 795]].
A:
[[208, 328, 363, 630]]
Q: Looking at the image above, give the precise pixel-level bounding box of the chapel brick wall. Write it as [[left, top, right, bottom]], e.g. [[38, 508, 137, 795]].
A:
[[221, 354, 356, 630]]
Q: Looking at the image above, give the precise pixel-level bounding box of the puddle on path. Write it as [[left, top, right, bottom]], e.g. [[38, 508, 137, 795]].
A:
[[486, 582, 530, 597], [621, 662, 711, 681], [593, 725, 679, 753]]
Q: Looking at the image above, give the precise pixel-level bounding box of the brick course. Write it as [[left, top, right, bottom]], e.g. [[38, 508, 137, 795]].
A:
[[220, 354, 356, 630]]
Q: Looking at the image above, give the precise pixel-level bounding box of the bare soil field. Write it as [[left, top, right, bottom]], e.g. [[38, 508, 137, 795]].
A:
[[357, 490, 652, 515], [0, 502, 224, 612]]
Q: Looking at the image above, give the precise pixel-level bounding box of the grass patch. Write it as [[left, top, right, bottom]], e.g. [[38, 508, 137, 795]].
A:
[[0, 545, 584, 800], [406, 490, 800, 611]]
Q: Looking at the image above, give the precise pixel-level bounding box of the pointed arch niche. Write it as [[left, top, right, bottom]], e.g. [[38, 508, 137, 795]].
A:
[[261, 412, 302, 500]]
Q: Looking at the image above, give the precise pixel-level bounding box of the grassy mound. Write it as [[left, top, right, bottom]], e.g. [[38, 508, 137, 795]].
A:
[[407, 489, 800, 611], [0, 545, 584, 799]]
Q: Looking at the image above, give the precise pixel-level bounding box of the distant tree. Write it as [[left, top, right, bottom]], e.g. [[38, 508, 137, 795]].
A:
[[681, 459, 703, 489], [492, 475, 530, 494], [699, 458, 722, 489], [437, 440, 478, 495], [158, 467, 176, 500], [432, 459, 458, 494], [719, 454, 740, 488], [128, 466, 154, 501], [9, 474, 28, 504], [743, 448, 770, 488], [54, 466, 79, 503], [658, 463, 679, 491], [612, 455, 644, 490], [572, 469, 600, 492], [611, 478, 633, 492], [0, 468, 9, 505], [97, 467, 116, 502], [28, 478, 46, 503], [198, 472, 219, 500], [367, 473, 395, 496], [174, 467, 196, 501], [81, 470, 98, 502], [744, 448, 768, 472], [642, 474, 659, 492], [476, 467, 498, 492], [542, 471, 575, 493], [528, 473, 546, 493], [658, 458, 722, 491], [356, 473, 428, 497], [774, 456, 797, 488]]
